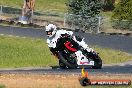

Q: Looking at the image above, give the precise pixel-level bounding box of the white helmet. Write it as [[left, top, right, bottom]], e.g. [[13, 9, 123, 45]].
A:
[[45, 24, 57, 38]]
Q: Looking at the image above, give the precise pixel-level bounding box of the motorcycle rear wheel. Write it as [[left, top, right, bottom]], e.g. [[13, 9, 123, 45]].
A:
[[58, 52, 78, 69], [59, 60, 66, 69]]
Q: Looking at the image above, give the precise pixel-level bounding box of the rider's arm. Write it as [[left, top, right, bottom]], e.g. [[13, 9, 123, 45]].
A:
[[47, 39, 58, 56], [64, 30, 73, 37], [56, 30, 73, 37], [74, 35, 83, 42]]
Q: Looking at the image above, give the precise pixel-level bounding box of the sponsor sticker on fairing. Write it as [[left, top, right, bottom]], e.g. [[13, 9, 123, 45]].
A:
[[80, 61, 94, 65]]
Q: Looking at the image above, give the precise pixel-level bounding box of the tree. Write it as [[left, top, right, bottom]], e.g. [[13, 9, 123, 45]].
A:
[[102, 0, 115, 11], [112, 0, 132, 20], [66, 0, 102, 33], [111, 0, 132, 30], [67, 0, 102, 17]]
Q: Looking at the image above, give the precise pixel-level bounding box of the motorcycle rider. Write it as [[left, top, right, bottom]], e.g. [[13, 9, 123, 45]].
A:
[[45, 24, 94, 55]]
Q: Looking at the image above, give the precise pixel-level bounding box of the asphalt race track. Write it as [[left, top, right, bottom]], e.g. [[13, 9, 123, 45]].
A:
[[0, 64, 132, 74], [0, 25, 132, 53], [0, 25, 132, 74]]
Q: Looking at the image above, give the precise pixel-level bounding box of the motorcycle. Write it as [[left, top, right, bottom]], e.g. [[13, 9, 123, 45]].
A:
[[50, 34, 102, 69]]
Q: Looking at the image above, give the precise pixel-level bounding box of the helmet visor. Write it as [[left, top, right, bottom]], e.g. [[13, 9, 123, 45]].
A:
[[46, 31, 52, 35]]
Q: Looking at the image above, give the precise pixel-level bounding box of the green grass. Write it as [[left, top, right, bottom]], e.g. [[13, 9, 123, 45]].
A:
[[0, 0, 67, 12], [101, 12, 112, 18], [0, 85, 6, 88], [0, 0, 114, 18], [93, 46, 132, 64], [0, 35, 57, 68], [0, 0, 114, 27], [36, 0, 67, 12], [0, 35, 131, 68]]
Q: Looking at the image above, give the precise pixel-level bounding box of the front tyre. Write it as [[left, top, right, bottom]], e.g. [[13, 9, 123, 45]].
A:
[[92, 57, 102, 69]]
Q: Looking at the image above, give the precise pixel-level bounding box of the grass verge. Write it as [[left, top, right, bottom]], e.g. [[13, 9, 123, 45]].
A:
[[0, 35, 131, 68], [93, 46, 132, 64], [0, 0, 67, 12], [0, 85, 6, 88], [0, 35, 57, 68]]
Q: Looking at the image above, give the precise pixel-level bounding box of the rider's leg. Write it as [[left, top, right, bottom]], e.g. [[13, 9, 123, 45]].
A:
[[73, 36, 93, 52], [76, 40, 93, 52]]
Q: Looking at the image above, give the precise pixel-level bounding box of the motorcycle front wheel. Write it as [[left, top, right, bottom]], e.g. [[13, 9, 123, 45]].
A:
[[92, 57, 102, 69]]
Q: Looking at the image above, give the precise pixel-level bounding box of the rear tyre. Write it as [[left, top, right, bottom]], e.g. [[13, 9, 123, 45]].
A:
[[59, 60, 66, 69], [58, 52, 78, 69]]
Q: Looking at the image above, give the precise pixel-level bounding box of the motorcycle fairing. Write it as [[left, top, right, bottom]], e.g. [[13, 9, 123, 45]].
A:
[[75, 50, 94, 66], [64, 41, 77, 52]]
